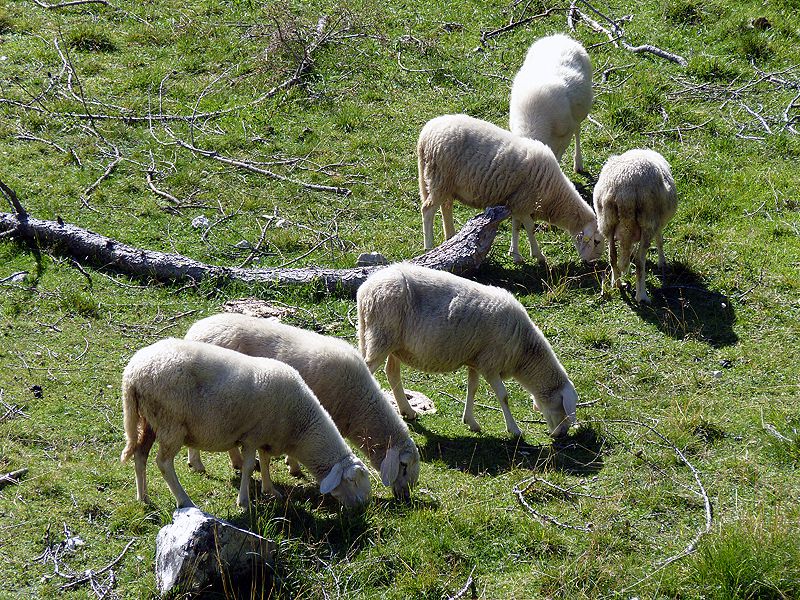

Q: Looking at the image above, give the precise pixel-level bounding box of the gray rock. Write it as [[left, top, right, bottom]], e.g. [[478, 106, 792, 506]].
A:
[[356, 252, 389, 267], [155, 507, 274, 596]]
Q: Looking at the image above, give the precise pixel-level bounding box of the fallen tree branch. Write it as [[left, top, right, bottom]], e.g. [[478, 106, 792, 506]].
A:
[[60, 539, 135, 591], [0, 205, 511, 296]]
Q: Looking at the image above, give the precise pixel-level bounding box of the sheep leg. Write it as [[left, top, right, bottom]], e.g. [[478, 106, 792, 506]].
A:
[[285, 455, 303, 477], [608, 240, 622, 288], [421, 203, 438, 250], [386, 354, 418, 420], [485, 374, 522, 437], [441, 201, 456, 240], [617, 234, 634, 282], [134, 424, 156, 503], [520, 214, 547, 264], [573, 127, 584, 174], [634, 233, 653, 304], [228, 447, 244, 470], [155, 439, 195, 509], [257, 450, 282, 499], [187, 448, 206, 473], [462, 367, 482, 432], [509, 217, 525, 264], [237, 445, 257, 509]]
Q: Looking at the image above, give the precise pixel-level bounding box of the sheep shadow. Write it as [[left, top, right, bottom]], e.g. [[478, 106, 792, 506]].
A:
[[473, 257, 605, 297], [628, 260, 738, 348], [409, 422, 604, 477]]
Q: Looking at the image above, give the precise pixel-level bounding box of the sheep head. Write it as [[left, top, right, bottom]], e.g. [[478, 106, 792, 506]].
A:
[[320, 456, 372, 508], [380, 438, 421, 501], [574, 222, 606, 262], [532, 380, 578, 438]]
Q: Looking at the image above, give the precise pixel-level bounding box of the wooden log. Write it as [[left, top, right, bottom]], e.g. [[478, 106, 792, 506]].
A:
[[0, 206, 511, 296]]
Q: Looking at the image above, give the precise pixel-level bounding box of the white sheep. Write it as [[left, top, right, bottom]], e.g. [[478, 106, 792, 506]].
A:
[[418, 113, 604, 265], [357, 263, 579, 438], [509, 34, 593, 173], [593, 149, 677, 304], [183, 313, 421, 500], [120, 338, 371, 509]]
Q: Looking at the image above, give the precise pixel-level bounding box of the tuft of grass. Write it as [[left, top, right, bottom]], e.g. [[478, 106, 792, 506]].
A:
[[687, 516, 800, 600], [0, 8, 15, 34], [67, 24, 118, 52]]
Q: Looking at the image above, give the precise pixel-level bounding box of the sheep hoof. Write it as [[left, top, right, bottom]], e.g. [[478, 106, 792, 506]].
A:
[[636, 293, 651, 304], [464, 419, 481, 433], [401, 409, 419, 421], [508, 427, 523, 438], [511, 254, 526, 265], [187, 462, 206, 474]]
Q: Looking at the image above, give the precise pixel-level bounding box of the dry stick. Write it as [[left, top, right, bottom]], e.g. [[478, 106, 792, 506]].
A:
[[0, 178, 28, 218], [595, 418, 713, 592], [237, 219, 271, 268], [81, 145, 122, 209], [514, 478, 594, 532], [145, 170, 181, 207], [170, 135, 351, 196], [0, 271, 29, 284], [15, 133, 68, 154], [574, 1, 687, 66], [783, 89, 800, 133], [32, 0, 110, 8], [446, 566, 477, 600], [0, 468, 29, 489], [60, 539, 135, 591], [477, 6, 564, 46]]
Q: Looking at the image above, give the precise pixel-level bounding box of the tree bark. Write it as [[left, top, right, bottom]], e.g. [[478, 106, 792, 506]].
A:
[[0, 206, 511, 296]]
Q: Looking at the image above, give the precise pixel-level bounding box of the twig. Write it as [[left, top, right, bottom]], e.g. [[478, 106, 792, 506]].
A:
[[145, 170, 181, 206], [60, 539, 135, 591], [170, 135, 351, 196], [0, 179, 28, 218], [446, 565, 477, 600], [15, 133, 68, 154], [573, 1, 687, 66], [0, 468, 29, 489], [0, 271, 29, 284], [31, 0, 110, 8], [81, 145, 122, 209], [477, 7, 563, 47], [514, 478, 594, 531]]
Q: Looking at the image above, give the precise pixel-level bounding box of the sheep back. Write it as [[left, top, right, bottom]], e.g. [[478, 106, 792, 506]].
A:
[[509, 34, 592, 160], [594, 149, 677, 241]]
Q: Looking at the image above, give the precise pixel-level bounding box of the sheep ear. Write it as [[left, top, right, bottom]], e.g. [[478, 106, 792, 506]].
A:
[[380, 447, 401, 486], [319, 461, 344, 494], [562, 385, 578, 425]]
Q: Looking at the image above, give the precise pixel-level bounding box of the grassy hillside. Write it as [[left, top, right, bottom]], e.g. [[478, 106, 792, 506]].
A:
[[1, 0, 799, 597]]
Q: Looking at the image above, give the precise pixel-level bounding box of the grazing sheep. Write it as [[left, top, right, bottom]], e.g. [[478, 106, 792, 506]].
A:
[[509, 34, 593, 173], [120, 338, 371, 509], [418, 113, 604, 265], [593, 149, 677, 304], [357, 263, 579, 438], [184, 313, 421, 500]]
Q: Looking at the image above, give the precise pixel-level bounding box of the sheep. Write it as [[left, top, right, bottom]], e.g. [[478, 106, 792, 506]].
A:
[[417, 113, 605, 265], [120, 338, 371, 509], [509, 34, 593, 174], [593, 149, 677, 304], [183, 313, 421, 501], [357, 263, 580, 438]]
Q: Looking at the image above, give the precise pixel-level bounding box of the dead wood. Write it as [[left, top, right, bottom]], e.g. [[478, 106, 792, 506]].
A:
[[0, 205, 511, 296], [0, 468, 28, 490]]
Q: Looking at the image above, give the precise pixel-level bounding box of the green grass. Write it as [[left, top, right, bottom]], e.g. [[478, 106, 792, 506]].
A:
[[1, 0, 800, 598]]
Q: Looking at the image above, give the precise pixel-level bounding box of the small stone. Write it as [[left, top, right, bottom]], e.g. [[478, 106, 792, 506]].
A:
[[720, 359, 732, 369], [712, 370, 723, 378], [234, 240, 252, 249], [191, 215, 210, 229], [356, 252, 389, 267]]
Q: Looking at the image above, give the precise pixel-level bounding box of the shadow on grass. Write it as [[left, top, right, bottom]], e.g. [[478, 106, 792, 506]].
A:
[[474, 256, 604, 297], [410, 422, 604, 477], [630, 260, 738, 348]]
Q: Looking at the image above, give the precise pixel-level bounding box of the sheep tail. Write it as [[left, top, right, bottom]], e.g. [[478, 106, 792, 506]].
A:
[[120, 377, 146, 463]]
